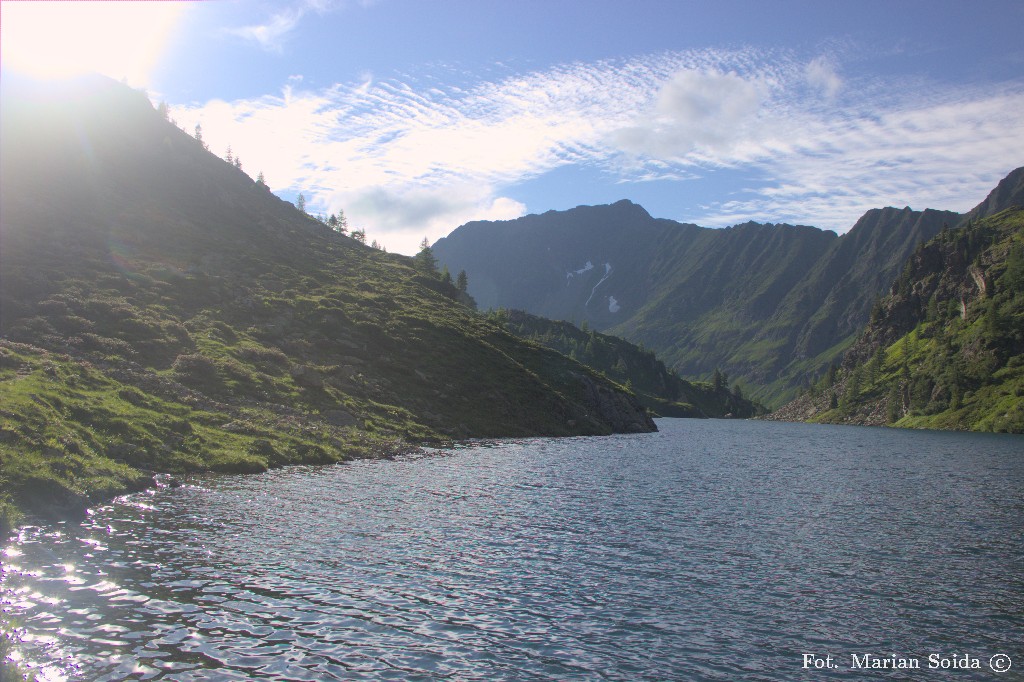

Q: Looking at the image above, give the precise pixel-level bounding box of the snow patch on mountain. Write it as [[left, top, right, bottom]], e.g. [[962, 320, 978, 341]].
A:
[[608, 296, 620, 313], [585, 263, 613, 307], [566, 261, 594, 283]]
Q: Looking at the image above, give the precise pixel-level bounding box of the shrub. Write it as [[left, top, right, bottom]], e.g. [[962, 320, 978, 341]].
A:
[[171, 353, 219, 387]]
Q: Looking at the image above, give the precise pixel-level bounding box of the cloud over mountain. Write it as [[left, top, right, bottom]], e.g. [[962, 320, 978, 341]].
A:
[[173, 47, 1024, 254]]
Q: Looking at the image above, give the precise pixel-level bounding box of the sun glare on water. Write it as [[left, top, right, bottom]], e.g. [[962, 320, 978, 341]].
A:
[[1, 1, 185, 86]]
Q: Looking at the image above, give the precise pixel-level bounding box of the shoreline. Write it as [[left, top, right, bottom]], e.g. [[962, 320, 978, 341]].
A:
[[0, 437, 428, 540]]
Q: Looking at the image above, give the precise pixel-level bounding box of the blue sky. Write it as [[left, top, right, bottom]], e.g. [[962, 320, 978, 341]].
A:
[[4, 1, 1024, 254]]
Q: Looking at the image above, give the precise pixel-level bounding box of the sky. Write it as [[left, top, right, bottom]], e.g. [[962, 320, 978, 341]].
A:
[[3, 1, 1024, 255]]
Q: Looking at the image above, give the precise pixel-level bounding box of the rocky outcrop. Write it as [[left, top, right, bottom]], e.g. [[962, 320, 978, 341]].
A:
[[767, 204, 1024, 432], [576, 374, 657, 433]]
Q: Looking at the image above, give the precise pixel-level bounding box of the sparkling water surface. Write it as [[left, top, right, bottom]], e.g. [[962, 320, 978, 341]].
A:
[[3, 419, 1022, 680]]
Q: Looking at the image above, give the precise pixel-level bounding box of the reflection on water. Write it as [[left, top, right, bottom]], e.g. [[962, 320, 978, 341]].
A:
[[2, 420, 1023, 680]]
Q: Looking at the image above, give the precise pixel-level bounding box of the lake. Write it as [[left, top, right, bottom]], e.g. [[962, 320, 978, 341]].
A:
[[2, 419, 1022, 680]]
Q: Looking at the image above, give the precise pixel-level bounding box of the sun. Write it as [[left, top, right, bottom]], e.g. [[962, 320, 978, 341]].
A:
[[1, 1, 186, 86]]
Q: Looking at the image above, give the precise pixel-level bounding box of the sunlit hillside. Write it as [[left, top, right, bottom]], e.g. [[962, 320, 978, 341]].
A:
[[0, 75, 654, 531]]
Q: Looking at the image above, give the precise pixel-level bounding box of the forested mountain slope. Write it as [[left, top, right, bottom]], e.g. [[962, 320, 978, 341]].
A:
[[499, 309, 761, 419]]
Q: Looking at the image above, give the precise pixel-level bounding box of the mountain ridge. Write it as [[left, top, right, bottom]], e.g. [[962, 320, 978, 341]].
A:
[[435, 195, 964, 405]]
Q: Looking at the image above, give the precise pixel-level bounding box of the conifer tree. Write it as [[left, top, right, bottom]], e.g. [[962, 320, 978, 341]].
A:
[[328, 212, 349, 235], [456, 270, 469, 293], [887, 383, 903, 422], [869, 295, 884, 324], [869, 346, 884, 384], [732, 382, 744, 400], [415, 237, 437, 274], [193, 123, 207, 150]]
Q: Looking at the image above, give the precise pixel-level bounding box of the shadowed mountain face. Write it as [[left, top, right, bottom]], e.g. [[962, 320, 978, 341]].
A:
[[435, 199, 962, 406], [0, 75, 654, 527]]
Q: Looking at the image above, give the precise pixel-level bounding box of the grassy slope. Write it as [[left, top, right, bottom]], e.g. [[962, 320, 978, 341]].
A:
[[770, 208, 1024, 432], [0, 76, 652, 534]]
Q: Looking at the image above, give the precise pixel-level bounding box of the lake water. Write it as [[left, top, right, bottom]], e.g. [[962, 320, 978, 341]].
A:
[[2, 419, 1022, 681]]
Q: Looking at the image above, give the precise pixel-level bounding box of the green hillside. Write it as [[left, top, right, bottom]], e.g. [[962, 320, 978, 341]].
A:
[[769, 207, 1024, 432], [499, 309, 762, 418], [0, 75, 653, 533]]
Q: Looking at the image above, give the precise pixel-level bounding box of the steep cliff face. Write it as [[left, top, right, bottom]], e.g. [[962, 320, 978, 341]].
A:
[[784, 207, 961, 362], [769, 206, 1024, 432]]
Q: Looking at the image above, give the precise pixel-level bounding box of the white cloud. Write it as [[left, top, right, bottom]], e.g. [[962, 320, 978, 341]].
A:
[[343, 187, 525, 252], [805, 56, 842, 98], [227, 10, 302, 52], [689, 85, 1024, 231], [172, 48, 1024, 253], [227, 1, 336, 52], [612, 69, 768, 160]]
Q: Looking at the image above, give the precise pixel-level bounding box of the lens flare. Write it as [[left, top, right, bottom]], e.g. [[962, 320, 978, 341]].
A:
[[1, 1, 186, 86]]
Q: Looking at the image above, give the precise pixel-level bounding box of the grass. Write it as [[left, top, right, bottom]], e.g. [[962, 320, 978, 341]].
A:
[[0, 341, 393, 533]]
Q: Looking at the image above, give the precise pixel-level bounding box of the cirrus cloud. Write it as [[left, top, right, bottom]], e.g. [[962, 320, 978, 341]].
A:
[[171, 47, 1024, 254]]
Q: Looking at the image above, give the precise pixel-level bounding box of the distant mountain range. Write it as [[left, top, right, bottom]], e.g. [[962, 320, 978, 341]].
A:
[[434, 174, 1024, 407]]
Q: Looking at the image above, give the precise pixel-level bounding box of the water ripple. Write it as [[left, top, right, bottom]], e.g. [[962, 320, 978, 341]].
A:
[[3, 420, 1023, 680]]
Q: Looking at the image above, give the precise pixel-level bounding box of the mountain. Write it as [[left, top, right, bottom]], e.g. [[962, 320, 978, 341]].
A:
[[498, 309, 762, 418], [0, 75, 653, 531], [768, 206, 1024, 432], [434, 199, 960, 406], [962, 166, 1024, 223]]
